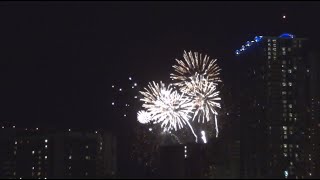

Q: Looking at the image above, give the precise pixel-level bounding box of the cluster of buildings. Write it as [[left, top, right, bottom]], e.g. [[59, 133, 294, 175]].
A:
[[0, 123, 117, 179]]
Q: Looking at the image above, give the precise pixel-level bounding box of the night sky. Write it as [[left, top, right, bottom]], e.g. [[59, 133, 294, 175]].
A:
[[1, 1, 320, 130]]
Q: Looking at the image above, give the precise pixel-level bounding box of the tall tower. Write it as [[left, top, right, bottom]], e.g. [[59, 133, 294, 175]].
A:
[[235, 33, 316, 179]]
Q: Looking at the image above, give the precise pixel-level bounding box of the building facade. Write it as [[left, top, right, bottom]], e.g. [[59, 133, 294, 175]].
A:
[[235, 33, 318, 179], [0, 126, 116, 179]]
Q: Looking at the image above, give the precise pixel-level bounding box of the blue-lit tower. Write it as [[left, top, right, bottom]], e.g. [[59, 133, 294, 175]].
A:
[[235, 33, 316, 179]]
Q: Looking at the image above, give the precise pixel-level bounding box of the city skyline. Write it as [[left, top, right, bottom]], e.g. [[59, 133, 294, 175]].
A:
[[1, 1, 320, 179]]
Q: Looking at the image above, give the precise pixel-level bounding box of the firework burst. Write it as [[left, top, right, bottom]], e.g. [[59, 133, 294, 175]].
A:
[[139, 81, 198, 142], [171, 51, 222, 138], [137, 110, 152, 124], [170, 50, 221, 89]]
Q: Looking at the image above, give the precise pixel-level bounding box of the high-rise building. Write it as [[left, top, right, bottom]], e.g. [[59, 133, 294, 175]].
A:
[[235, 33, 318, 179], [0, 126, 117, 179]]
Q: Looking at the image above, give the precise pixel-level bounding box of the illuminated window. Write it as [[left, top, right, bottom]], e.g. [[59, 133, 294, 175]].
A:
[[69, 155, 72, 160], [45, 139, 48, 143], [288, 82, 292, 86], [282, 82, 286, 86], [288, 69, 292, 73]]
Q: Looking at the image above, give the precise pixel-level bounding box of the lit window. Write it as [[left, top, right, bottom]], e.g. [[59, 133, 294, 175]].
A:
[[283, 126, 287, 131], [45, 139, 48, 143], [45, 145, 48, 149], [288, 69, 292, 73], [282, 82, 286, 86], [284, 153, 288, 157], [85, 145, 89, 149], [288, 82, 292, 86], [284, 144, 287, 148], [45, 156, 47, 159], [69, 156, 72, 160]]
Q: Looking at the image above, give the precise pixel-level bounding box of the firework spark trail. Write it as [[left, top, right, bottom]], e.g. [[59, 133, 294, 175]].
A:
[[139, 81, 198, 142]]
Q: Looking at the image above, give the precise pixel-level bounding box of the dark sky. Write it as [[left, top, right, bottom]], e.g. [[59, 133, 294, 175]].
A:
[[1, 1, 320, 129]]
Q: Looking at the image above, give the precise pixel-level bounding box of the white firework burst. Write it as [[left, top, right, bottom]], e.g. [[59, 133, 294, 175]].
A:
[[139, 81, 198, 142], [188, 75, 221, 137], [137, 110, 151, 124], [170, 50, 221, 89]]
